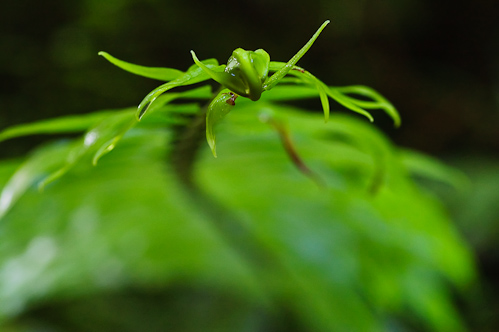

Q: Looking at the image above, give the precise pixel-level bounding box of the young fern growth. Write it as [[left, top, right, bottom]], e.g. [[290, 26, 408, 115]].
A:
[[99, 20, 400, 158], [0, 21, 475, 332]]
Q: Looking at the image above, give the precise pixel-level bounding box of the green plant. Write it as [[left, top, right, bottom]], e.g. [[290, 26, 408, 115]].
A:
[[0, 21, 474, 331]]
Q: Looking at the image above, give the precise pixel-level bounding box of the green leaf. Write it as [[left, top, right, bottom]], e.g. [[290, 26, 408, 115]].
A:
[[0, 86, 209, 144], [38, 111, 136, 189], [206, 89, 236, 157], [0, 112, 115, 143], [293, 67, 374, 123], [0, 142, 74, 220], [186, 58, 220, 72], [325, 85, 375, 123], [267, 63, 400, 126], [37, 89, 206, 188], [334, 85, 401, 127], [300, 71, 330, 122], [143, 85, 213, 115], [0, 89, 210, 185], [263, 20, 330, 91], [269, 64, 373, 123], [0, 99, 474, 332], [0, 129, 263, 323], [196, 101, 474, 329], [0, 21, 474, 332], [259, 85, 320, 101], [98, 51, 183, 81], [271, 65, 331, 121], [399, 149, 469, 191], [190, 50, 233, 88], [137, 60, 224, 120]]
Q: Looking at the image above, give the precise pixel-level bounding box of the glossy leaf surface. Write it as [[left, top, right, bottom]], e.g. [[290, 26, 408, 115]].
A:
[[137, 60, 224, 120], [99, 51, 183, 81], [206, 89, 236, 157]]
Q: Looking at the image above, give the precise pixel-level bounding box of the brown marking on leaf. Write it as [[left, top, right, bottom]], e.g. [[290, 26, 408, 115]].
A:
[[225, 92, 238, 105]]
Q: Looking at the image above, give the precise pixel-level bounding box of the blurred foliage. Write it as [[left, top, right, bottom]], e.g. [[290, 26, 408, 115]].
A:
[[0, 63, 475, 330], [1, 0, 497, 330]]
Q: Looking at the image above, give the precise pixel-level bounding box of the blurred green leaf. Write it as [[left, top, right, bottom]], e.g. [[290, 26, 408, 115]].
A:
[[8, 87, 210, 189], [0, 142, 74, 220], [400, 148, 469, 191], [195, 105, 474, 331], [0, 103, 475, 331], [0, 85, 211, 144], [37, 110, 136, 188], [443, 157, 499, 251], [0, 112, 115, 143], [0, 130, 264, 326]]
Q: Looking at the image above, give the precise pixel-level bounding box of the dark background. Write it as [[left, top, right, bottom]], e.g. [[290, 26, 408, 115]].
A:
[[1, 0, 498, 329]]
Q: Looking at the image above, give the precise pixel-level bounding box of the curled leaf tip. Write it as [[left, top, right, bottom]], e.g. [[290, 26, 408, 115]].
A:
[[207, 134, 217, 157]]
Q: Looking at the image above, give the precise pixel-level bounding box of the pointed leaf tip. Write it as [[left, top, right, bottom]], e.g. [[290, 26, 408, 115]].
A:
[[264, 20, 330, 91], [98, 51, 183, 81], [210, 142, 217, 158], [191, 50, 232, 89]]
